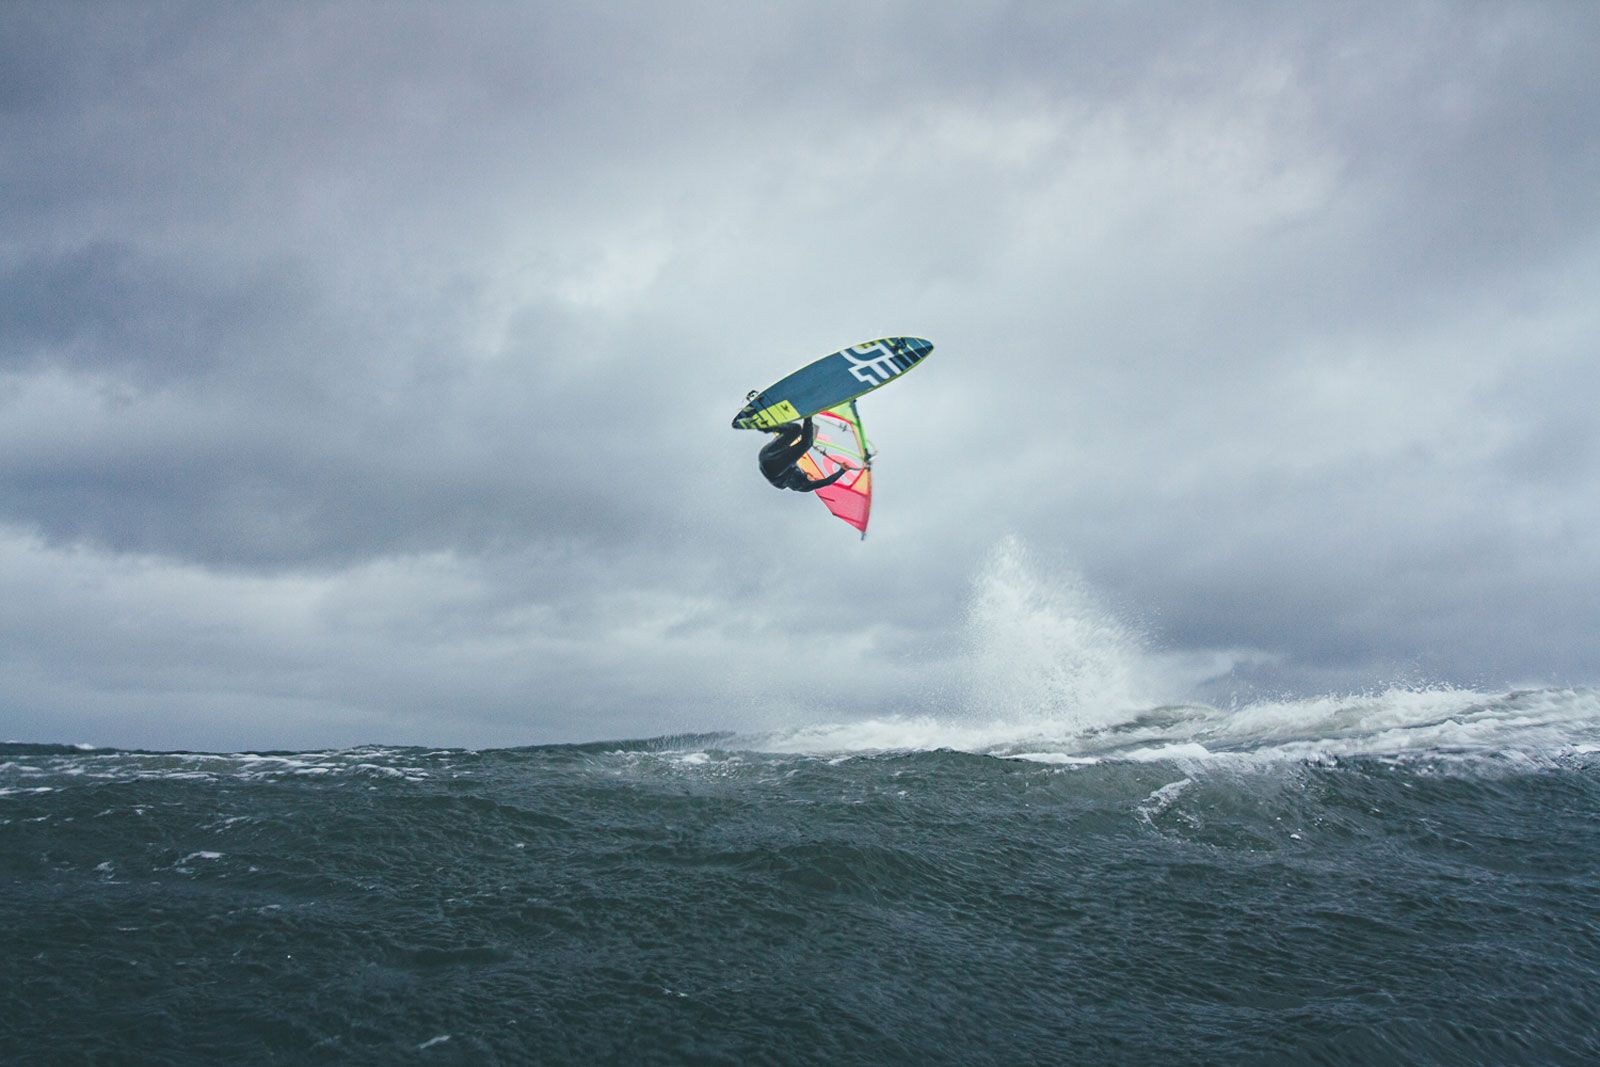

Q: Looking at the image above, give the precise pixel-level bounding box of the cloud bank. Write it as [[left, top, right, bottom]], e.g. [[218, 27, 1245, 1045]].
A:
[[3, 2, 1598, 748]]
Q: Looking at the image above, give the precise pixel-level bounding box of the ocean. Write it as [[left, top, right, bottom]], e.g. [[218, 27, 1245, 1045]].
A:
[[6, 545, 1600, 1063], [5, 686, 1600, 1065]]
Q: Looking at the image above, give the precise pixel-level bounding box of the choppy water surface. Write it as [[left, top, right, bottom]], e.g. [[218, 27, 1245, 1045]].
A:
[[5, 686, 1600, 1064]]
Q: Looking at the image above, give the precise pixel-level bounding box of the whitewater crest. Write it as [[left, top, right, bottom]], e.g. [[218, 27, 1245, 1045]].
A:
[[757, 535, 1152, 755], [750, 537, 1600, 766], [963, 536, 1149, 728]]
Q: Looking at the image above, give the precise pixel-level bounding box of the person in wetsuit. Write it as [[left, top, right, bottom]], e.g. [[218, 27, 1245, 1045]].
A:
[[759, 416, 849, 492]]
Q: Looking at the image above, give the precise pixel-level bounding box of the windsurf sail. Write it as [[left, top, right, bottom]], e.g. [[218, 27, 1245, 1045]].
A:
[[795, 401, 873, 538]]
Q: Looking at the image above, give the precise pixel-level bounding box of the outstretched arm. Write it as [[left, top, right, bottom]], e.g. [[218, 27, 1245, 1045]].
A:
[[807, 465, 848, 491]]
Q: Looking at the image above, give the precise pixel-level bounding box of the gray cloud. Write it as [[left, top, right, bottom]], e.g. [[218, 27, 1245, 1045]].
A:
[[2, 1, 1599, 747]]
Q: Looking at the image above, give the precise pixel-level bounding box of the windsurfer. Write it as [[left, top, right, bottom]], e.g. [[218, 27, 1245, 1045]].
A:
[[758, 417, 849, 493]]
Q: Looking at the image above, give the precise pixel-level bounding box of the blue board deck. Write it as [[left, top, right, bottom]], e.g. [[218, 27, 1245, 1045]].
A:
[[731, 337, 934, 430]]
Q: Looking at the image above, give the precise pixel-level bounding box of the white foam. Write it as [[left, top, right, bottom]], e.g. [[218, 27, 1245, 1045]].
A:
[[1123, 742, 1213, 762], [738, 539, 1600, 766], [746, 686, 1600, 767], [1137, 778, 1194, 823], [757, 715, 1050, 755], [351, 763, 405, 778], [1006, 752, 1102, 765]]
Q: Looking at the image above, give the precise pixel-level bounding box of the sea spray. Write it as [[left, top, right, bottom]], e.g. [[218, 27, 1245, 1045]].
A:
[[961, 535, 1153, 729], [756, 536, 1159, 753], [751, 538, 1600, 763]]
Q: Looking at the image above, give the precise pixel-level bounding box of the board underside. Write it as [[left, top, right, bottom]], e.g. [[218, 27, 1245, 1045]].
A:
[[731, 337, 933, 430]]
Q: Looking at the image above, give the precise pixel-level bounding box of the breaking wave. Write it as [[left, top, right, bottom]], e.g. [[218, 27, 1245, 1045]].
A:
[[751, 537, 1600, 766]]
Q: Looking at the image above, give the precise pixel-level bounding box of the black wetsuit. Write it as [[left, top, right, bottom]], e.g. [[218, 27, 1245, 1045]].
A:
[[759, 418, 848, 493]]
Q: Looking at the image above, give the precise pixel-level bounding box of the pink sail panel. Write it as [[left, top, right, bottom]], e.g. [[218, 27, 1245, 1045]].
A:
[[817, 468, 871, 534], [795, 403, 873, 538]]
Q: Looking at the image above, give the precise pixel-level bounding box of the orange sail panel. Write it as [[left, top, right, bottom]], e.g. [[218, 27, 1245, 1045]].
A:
[[795, 402, 873, 537]]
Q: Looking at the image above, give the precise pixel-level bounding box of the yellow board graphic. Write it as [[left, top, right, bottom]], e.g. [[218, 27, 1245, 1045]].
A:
[[749, 399, 801, 429]]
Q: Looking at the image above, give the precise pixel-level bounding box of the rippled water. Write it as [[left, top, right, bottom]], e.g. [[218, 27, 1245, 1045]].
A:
[[5, 687, 1600, 1064]]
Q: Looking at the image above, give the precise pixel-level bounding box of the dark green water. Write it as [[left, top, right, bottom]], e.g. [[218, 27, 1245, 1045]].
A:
[[4, 689, 1600, 1064]]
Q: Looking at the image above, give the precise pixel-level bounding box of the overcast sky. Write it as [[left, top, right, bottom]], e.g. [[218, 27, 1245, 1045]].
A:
[[3, 1, 1598, 750]]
